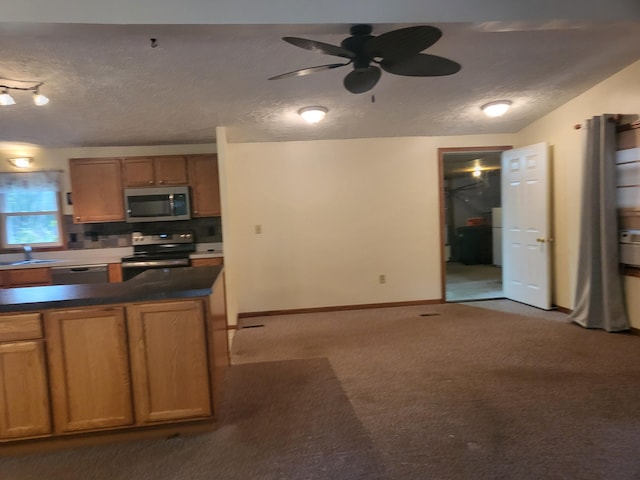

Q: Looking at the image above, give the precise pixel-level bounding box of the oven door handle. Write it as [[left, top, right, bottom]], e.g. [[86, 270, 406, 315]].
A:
[[121, 259, 190, 268]]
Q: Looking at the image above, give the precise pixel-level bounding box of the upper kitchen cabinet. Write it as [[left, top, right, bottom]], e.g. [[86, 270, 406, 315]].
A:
[[188, 154, 221, 217], [123, 156, 188, 187], [69, 158, 125, 223]]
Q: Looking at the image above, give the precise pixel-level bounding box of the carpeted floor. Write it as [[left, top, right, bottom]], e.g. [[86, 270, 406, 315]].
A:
[[3, 303, 640, 479]]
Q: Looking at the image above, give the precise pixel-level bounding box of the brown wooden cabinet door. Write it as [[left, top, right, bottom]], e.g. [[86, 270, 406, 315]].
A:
[[127, 300, 212, 424], [154, 156, 188, 185], [45, 307, 133, 433], [69, 158, 125, 223], [191, 257, 223, 267], [4, 268, 51, 287], [123, 156, 188, 187], [122, 157, 155, 187], [0, 341, 51, 439], [188, 155, 221, 217]]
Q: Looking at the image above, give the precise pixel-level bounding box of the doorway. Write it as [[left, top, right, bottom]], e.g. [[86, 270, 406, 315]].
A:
[[438, 146, 511, 302]]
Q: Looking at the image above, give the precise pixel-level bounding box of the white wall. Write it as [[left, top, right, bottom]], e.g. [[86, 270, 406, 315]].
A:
[[0, 143, 216, 215], [517, 59, 640, 324], [225, 133, 514, 314]]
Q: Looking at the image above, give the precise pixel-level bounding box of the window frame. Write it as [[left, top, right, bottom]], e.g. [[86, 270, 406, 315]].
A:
[[0, 186, 65, 250]]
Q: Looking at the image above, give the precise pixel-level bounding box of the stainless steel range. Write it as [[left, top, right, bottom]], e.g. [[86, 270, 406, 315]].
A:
[[121, 231, 195, 281]]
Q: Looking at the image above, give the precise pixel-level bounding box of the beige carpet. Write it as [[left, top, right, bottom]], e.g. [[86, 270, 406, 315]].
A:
[[3, 303, 640, 479]]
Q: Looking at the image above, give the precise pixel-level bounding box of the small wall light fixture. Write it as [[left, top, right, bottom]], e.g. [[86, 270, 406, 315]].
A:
[[299, 106, 328, 124], [472, 165, 482, 177], [481, 100, 511, 118], [8, 157, 34, 168], [0, 81, 49, 107]]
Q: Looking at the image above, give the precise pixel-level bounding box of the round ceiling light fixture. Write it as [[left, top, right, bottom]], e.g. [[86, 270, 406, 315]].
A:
[[299, 106, 328, 124], [481, 100, 511, 118]]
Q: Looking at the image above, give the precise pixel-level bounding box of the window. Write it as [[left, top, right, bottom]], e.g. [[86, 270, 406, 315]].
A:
[[0, 171, 63, 248]]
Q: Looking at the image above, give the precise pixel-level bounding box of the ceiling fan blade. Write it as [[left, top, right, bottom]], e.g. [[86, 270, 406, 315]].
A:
[[283, 37, 355, 59], [380, 54, 461, 77], [343, 66, 381, 94], [268, 63, 349, 80], [363, 26, 442, 60]]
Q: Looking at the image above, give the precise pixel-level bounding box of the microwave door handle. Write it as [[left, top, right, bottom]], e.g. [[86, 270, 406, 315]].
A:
[[169, 193, 175, 215]]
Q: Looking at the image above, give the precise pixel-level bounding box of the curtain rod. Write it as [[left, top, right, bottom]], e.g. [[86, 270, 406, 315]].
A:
[[573, 114, 622, 130], [573, 116, 640, 131]]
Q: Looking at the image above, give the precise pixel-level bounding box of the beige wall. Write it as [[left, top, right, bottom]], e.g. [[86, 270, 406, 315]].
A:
[[517, 59, 640, 324], [224, 134, 514, 314]]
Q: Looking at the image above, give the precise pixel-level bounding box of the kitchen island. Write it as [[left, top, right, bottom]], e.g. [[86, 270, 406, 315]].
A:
[[0, 266, 228, 454]]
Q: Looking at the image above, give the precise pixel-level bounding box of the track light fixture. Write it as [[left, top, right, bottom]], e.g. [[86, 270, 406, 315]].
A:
[[0, 88, 16, 106], [0, 81, 49, 107]]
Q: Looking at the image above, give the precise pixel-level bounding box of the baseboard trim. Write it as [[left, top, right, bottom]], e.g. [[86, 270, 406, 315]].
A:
[[238, 299, 442, 319], [554, 306, 573, 314], [630, 327, 640, 336]]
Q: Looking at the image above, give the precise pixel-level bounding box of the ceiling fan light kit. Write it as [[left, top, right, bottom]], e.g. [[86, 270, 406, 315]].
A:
[[270, 24, 461, 94], [481, 100, 511, 117], [299, 106, 328, 124]]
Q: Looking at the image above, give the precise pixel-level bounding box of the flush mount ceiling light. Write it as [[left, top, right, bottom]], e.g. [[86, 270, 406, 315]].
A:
[[7, 157, 34, 168], [0, 80, 49, 107], [299, 106, 328, 124], [481, 100, 511, 117]]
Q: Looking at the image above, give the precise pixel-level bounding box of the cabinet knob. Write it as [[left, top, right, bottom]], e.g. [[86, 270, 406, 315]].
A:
[[158, 180, 164, 184], [148, 180, 153, 184]]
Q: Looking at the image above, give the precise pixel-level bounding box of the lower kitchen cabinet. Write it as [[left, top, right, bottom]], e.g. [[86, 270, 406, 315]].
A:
[[45, 307, 134, 433], [0, 340, 51, 439], [1, 267, 52, 288], [127, 300, 212, 423], [0, 271, 227, 449], [191, 257, 223, 267]]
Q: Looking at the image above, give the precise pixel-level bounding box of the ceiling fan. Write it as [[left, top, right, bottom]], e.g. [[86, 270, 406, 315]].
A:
[[268, 24, 461, 94]]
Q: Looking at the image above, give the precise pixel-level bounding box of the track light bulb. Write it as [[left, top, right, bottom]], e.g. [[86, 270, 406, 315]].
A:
[[33, 88, 49, 106], [0, 89, 16, 106]]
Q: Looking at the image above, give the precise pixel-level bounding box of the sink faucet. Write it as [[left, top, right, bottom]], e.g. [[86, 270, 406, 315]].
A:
[[23, 245, 32, 261]]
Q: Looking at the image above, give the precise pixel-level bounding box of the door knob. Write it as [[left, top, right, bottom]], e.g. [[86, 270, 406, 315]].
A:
[[536, 238, 546, 243]]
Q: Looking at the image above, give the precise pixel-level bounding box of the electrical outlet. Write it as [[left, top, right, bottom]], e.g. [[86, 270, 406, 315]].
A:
[[255, 225, 262, 234], [379, 274, 386, 284]]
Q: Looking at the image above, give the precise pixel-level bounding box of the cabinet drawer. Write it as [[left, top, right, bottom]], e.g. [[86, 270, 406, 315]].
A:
[[191, 257, 223, 267], [4, 268, 52, 287], [0, 313, 43, 342]]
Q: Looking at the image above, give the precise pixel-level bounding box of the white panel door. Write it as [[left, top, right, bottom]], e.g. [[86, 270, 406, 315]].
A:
[[501, 143, 552, 310]]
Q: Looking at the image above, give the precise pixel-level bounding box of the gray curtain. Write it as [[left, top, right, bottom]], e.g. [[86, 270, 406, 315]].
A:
[[570, 114, 629, 332]]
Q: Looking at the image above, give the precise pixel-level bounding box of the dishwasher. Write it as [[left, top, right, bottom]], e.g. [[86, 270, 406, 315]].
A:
[[51, 264, 109, 285]]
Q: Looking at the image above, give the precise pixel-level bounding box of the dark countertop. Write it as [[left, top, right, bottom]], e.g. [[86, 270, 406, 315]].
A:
[[0, 266, 223, 314]]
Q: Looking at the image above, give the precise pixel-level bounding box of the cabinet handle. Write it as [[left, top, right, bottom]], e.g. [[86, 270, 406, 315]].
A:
[[159, 180, 164, 184]]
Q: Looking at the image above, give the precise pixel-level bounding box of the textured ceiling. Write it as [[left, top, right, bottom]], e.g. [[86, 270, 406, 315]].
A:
[[0, 21, 640, 147]]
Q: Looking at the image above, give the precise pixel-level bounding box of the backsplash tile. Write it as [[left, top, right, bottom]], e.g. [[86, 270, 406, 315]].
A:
[[63, 216, 222, 250]]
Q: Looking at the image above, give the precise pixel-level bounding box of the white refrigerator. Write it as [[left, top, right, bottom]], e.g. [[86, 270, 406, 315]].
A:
[[492, 207, 502, 266]]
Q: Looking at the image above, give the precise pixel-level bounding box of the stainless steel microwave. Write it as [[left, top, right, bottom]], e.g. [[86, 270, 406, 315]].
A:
[[124, 186, 191, 223]]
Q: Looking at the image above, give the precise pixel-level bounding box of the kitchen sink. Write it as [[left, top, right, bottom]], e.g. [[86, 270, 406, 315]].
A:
[[9, 259, 60, 266]]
